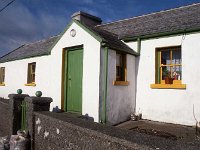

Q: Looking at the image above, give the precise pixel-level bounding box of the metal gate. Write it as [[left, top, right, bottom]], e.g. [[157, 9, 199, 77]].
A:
[[21, 101, 27, 130]]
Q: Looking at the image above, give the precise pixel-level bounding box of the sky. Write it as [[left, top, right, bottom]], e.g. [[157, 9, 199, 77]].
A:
[[0, 0, 200, 57]]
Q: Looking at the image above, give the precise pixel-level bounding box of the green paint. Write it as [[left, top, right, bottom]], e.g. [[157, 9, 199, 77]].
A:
[[157, 52, 160, 84], [35, 91, 42, 97], [65, 48, 83, 113], [101, 47, 108, 123], [64, 51, 68, 112], [17, 89, 22, 94], [137, 38, 141, 54], [21, 101, 26, 130]]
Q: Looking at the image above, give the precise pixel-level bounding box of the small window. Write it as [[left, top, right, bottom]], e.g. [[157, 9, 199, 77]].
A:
[[27, 62, 36, 84], [156, 46, 182, 84], [116, 52, 126, 81], [114, 52, 129, 86], [0, 67, 5, 85]]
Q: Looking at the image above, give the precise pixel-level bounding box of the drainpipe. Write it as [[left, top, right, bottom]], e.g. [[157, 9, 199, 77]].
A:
[[133, 38, 141, 117], [100, 45, 108, 124], [137, 38, 141, 54]]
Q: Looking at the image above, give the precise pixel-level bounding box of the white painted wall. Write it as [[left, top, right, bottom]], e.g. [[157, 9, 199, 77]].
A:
[[107, 49, 136, 124], [50, 22, 101, 122], [127, 32, 200, 126], [0, 56, 49, 98], [0, 22, 101, 122]]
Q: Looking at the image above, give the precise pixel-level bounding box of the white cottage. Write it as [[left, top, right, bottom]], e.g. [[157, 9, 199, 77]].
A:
[[0, 3, 200, 126]]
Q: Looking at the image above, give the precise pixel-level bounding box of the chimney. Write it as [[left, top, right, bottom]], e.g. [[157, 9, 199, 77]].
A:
[[71, 11, 102, 27]]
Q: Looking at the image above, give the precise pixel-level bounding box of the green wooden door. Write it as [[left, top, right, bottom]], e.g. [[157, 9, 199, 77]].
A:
[[65, 48, 83, 113]]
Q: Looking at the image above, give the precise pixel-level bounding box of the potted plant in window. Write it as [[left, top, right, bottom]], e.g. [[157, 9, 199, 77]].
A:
[[163, 68, 173, 84]]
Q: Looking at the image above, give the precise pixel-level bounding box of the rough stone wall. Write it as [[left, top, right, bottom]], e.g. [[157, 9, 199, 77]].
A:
[[0, 98, 11, 136], [34, 112, 149, 150]]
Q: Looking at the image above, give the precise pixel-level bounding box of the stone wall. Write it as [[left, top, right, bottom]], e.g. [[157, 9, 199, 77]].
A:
[[0, 98, 10, 136], [34, 112, 149, 150], [0, 94, 29, 136]]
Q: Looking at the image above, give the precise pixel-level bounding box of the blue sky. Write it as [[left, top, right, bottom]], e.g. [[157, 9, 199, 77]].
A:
[[0, 0, 199, 56]]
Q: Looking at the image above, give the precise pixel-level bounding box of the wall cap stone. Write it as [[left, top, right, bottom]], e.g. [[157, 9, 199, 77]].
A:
[[8, 94, 29, 101], [25, 97, 53, 104]]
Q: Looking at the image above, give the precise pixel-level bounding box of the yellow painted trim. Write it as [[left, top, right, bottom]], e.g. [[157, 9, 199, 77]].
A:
[[61, 48, 65, 111], [25, 83, 36, 86], [150, 84, 186, 89], [113, 80, 129, 86], [0, 83, 5, 86]]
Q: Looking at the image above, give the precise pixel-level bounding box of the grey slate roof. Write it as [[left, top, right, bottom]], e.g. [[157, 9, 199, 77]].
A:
[[0, 35, 60, 63], [92, 27, 137, 55], [97, 3, 200, 39]]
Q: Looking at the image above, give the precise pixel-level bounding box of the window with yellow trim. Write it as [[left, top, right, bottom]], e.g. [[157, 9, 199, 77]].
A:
[[156, 46, 182, 84], [0, 67, 5, 85], [114, 52, 129, 86], [27, 62, 36, 84]]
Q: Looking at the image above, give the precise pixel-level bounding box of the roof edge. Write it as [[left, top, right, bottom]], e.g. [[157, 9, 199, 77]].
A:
[[123, 28, 200, 42], [0, 53, 49, 63]]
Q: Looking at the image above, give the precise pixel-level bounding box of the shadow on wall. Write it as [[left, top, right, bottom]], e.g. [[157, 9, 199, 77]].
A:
[[135, 56, 140, 112]]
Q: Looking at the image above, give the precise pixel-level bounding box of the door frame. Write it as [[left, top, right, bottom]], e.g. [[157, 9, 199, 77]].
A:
[[61, 45, 83, 112]]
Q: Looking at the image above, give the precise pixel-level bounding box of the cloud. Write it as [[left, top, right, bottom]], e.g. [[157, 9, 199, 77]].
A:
[[0, 1, 68, 56]]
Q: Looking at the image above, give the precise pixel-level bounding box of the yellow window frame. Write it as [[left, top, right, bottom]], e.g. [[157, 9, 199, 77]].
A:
[[151, 46, 186, 89], [0, 67, 5, 86], [114, 52, 129, 86], [26, 62, 36, 85]]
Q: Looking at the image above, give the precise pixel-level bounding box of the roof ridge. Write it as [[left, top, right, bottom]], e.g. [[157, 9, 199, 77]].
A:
[[97, 2, 200, 27]]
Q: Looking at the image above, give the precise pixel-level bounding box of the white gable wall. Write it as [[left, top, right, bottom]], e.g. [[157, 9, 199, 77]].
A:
[[126, 32, 200, 126], [50, 22, 101, 122], [0, 22, 101, 122]]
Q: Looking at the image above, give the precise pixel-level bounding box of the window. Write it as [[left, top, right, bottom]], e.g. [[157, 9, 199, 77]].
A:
[[151, 46, 186, 89], [116, 53, 126, 81], [114, 52, 129, 86], [26, 62, 36, 85], [0, 67, 5, 85]]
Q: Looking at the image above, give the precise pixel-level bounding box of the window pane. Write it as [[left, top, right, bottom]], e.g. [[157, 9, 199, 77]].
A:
[[172, 49, 181, 65], [116, 54, 121, 66], [172, 66, 182, 80], [32, 74, 35, 82], [162, 66, 171, 80], [116, 66, 122, 81], [31, 64, 36, 74], [161, 50, 170, 65]]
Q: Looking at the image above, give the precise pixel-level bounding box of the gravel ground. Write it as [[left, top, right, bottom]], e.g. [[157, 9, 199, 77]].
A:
[[115, 120, 200, 149], [124, 130, 200, 150]]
